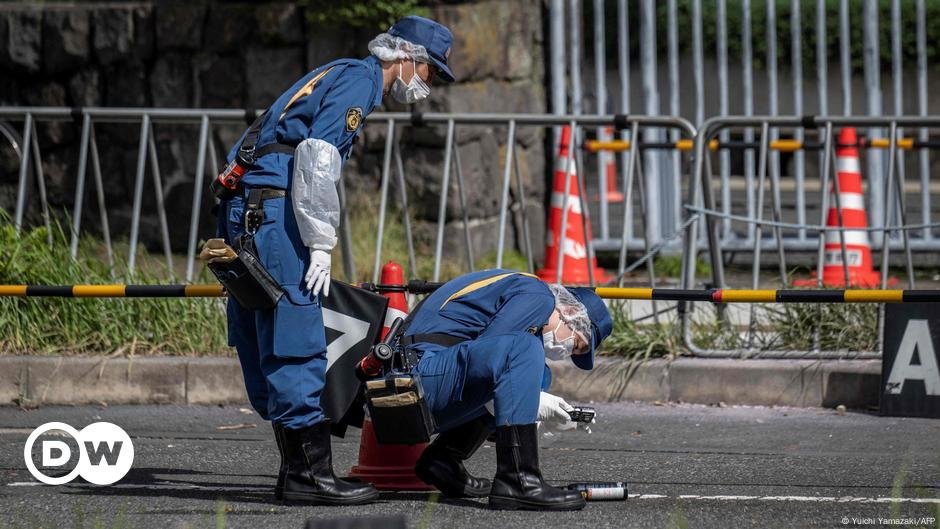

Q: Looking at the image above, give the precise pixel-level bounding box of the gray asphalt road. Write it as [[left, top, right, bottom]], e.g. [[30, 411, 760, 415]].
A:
[[1, 403, 937, 529]]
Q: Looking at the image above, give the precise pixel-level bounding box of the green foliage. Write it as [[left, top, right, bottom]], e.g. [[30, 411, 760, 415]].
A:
[[0, 212, 227, 356], [301, 0, 430, 31], [653, 254, 710, 279], [757, 301, 879, 352]]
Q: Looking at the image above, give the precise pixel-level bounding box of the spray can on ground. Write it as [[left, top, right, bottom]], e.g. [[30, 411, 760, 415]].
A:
[[564, 481, 628, 501]]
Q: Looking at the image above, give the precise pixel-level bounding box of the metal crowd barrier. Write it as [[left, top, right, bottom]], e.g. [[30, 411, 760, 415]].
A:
[[681, 115, 940, 359], [0, 107, 692, 300], [365, 113, 695, 287]]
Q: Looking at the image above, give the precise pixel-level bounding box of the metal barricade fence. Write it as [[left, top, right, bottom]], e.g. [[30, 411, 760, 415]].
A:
[[681, 115, 940, 359], [366, 113, 696, 289], [0, 107, 694, 308]]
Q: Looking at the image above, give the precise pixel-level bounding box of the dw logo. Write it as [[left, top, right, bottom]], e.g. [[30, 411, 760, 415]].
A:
[[23, 422, 134, 485]]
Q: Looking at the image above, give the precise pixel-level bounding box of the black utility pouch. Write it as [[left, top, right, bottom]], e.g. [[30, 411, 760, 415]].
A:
[[208, 234, 283, 310], [365, 374, 435, 445]]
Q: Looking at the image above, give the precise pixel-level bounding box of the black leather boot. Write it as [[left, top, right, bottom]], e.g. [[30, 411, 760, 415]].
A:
[[273, 423, 287, 500], [281, 420, 379, 505], [414, 416, 492, 497], [488, 423, 586, 511]]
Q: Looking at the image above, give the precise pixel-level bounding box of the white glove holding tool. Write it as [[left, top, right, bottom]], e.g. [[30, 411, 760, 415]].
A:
[[292, 138, 342, 298], [537, 391, 577, 432]]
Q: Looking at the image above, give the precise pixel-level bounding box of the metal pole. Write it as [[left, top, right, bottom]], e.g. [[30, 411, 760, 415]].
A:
[[640, 0, 661, 245], [432, 119, 455, 282], [617, 121, 641, 287], [668, 0, 682, 241], [393, 142, 418, 278], [184, 115, 209, 282], [372, 119, 396, 283], [496, 120, 516, 268], [550, 0, 566, 150], [816, 122, 834, 287], [70, 113, 91, 259], [28, 121, 52, 246], [748, 122, 771, 349], [573, 127, 596, 286], [13, 113, 32, 233], [863, 0, 885, 243], [888, 122, 915, 288], [147, 121, 174, 275], [127, 114, 150, 275], [512, 143, 534, 274], [916, 0, 930, 241], [555, 120, 578, 284], [89, 124, 114, 274], [452, 142, 474, 272], [766, 0, 782, 266], [840, 0, 852, 115], [717, 0, 731, 240], [617, 0, 632, 245], [742, 0, 755, 244], [569, 0, 583, 117], [594, 0, 609, 242], [891, 0, 906, 240], [880, 121, 897, 289], [792, 0, 806, 240]]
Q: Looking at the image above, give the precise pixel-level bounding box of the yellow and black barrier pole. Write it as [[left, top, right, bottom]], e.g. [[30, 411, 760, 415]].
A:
[[583, 137, 940, 153], [0, 284, 224, 298], [1, 284, 939, 303]]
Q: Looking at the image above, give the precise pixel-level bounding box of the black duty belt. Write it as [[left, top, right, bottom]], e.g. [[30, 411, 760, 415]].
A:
[[253, 143, 296, 159], [401, 333, 466, 348], [244, 187, 286, 234]]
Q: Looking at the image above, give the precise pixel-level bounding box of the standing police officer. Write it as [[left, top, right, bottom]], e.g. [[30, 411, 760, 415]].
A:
[[403, 269, 613, 510], [217, 16, 455, 505]]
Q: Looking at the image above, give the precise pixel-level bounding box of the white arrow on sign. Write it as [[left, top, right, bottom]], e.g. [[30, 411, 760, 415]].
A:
[[322, 308, 370, 372]]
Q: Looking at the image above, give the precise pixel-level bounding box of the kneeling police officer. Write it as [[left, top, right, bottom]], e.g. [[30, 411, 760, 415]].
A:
[[216, 16, 455, 505], [401, 269, 613, 510]]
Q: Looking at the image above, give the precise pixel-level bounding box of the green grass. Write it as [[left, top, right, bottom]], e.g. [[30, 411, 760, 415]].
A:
[[0, 214, 227, 356], [0, 200, 528, 356]]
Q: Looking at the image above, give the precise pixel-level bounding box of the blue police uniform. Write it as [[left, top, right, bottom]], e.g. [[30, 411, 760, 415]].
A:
[[218, 55, 384, 430], [404, 269, 557, 432]]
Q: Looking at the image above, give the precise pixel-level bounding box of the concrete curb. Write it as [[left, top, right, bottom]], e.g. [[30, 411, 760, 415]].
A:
[[0, 356, 248, 407], [549, 357, 881, 409], [0, 356, 881, 409]]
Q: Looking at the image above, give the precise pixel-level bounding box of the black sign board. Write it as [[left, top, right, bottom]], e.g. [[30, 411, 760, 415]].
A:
[[880, 303, 940, 418], [321, 280, 389, 432]]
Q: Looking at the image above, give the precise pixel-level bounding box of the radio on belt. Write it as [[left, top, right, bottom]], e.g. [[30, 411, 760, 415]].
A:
[[564, 481, 628, 501]]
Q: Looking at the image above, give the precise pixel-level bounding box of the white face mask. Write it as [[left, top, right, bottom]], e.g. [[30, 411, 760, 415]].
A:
[[390, 59, 431, 104], [543, 321, 575, 361]]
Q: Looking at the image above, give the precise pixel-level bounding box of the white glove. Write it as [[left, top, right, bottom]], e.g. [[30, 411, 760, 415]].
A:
[[304, 249, 331, 297], [537, 392, 576, 431]]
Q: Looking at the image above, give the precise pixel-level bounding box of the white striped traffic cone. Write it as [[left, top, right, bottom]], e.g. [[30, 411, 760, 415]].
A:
[[796, 127, 891, 287]]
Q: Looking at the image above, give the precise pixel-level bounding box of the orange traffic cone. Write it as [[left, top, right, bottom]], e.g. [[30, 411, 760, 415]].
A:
[[795, 127, 892, 287], [537, 125, 609, 284], [598, 126, 624, 203], [348, 261, 433, 491]]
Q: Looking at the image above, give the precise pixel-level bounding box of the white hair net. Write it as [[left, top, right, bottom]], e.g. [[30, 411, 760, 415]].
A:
[[546, 283, 593, 342], [368, 32, 431, 63]]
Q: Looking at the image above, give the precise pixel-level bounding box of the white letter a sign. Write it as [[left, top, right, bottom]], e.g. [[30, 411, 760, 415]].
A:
[[886, 319, 940, 396]]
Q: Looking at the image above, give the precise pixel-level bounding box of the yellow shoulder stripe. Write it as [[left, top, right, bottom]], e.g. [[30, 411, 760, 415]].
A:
[[440, 272, 537, 309], [280, 67, 334, 120]]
